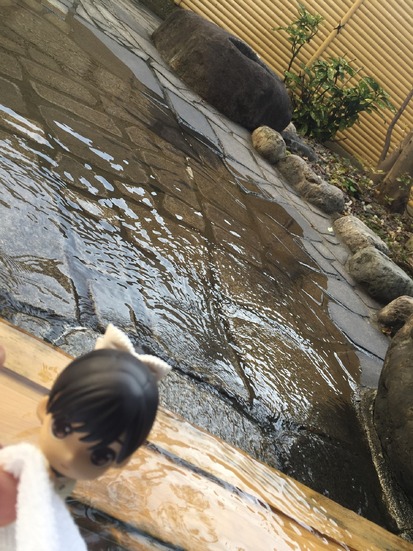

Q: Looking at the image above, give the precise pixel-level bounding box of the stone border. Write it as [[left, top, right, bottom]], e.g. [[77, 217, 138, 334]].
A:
[[358, 388, 413, 540], [252, 125, 413, 310], [253, 126, 413, 518]]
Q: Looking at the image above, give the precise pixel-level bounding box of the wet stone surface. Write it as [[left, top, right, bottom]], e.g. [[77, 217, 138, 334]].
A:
[[0, 0, 393, 529]]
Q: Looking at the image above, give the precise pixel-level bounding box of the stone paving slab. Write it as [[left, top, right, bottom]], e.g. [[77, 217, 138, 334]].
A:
[[165, 89, 221, 150]]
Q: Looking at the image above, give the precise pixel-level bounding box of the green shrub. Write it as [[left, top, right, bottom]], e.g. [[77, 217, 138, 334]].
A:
[[277, 4, 394, 141], [277, 3, 323, 74]]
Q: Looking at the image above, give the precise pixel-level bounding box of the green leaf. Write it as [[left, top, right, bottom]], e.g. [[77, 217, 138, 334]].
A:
[[277, 6, 393, 140]]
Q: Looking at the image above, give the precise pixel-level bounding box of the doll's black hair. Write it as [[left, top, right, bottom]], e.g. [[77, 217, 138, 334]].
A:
[[46, 349, 159, 463]]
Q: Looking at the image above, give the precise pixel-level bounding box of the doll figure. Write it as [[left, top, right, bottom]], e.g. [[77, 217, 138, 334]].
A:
[[0, 325, 171, 551]]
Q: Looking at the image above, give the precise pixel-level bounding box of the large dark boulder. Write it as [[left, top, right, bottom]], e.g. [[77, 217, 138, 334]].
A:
[[152, 10, 292, 131], [374, 315, 413, 501]]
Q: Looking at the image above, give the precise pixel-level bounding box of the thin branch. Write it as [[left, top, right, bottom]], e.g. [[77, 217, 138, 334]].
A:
[[379, 87, 413, 164]]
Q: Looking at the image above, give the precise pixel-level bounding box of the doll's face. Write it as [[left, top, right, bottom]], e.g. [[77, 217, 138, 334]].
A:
[[37, 404, 126, 480]]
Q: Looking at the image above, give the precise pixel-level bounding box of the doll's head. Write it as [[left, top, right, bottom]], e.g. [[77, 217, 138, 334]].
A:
[[37, 349, 159, 481]]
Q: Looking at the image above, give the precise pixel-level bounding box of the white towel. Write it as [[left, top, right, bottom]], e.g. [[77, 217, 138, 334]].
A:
[[0, 443, 87, 551]]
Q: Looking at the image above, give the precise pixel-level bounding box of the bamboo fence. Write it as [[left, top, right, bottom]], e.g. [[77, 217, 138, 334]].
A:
[[174, 0, 413, 167]]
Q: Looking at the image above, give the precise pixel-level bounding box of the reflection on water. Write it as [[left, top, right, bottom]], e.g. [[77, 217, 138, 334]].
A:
[[0, 0, 386, 533], [0, 32, 358, 421]]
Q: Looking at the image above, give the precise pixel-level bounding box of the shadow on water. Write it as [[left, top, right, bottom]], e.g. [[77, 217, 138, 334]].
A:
[[0, 0, 390, 529]]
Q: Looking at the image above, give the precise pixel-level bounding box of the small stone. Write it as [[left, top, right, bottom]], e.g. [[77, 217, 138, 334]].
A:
[[251, 126, 286, 164], [377, 296, 413, 335], [299, 180, 345, 214], [281, 124, 318, 161], [281, 122, 297, 138], [277, 154, 309, 187], [333, 215, 390, 255], [348, 246, 413, 303], [277, 155, 344, 213]]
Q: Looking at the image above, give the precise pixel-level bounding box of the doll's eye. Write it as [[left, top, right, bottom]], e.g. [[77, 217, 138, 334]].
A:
[[52, 419, 73, 439], [90, 447, 116, 467]]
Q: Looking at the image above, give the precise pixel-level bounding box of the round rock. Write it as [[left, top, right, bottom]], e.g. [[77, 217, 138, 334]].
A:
[[152, 10, 292, 131], [300, 181, 345, 215], [277, 154, 317, 187], [333, 215, 390, 255], [277, 155, 344, 214], [377, 295, 413, 336], [374, 314, 413, 502], [348, 246, 413, 303], [281, 123, 318, 161], [251, 126, 286, 163]]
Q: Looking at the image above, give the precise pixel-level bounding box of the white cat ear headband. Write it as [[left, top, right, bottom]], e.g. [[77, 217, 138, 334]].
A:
[[94, 324, 171, 382]]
